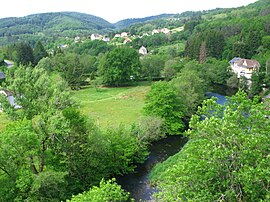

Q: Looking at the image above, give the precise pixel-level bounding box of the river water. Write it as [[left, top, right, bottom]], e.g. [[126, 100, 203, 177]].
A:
[[118, 89, 232, 201], [117, 135, 188, 201]]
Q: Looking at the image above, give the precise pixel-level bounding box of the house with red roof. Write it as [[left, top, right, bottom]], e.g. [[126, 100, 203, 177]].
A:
[[229, 58, 260, 80]]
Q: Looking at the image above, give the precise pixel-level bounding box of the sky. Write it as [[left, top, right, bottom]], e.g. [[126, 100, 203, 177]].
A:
[[0, 0, 258, 23]]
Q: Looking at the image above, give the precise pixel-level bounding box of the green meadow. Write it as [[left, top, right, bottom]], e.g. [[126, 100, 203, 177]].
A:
[[71, 83, 151, 128]]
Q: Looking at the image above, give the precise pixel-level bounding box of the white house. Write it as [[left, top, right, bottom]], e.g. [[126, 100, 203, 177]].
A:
[[229, 58, 260, 80], [121, 32, 128, 37], [139, 46, 148, 55], [102, 37, 110, 42]]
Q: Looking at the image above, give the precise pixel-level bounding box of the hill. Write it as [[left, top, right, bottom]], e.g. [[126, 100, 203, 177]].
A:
[[0, 12, 115, 46], [114, 14, 174, 29]]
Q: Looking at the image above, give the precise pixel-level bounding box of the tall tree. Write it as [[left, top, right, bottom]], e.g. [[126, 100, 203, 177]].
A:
[[143, 81, 184, 135], [98, 47, 141, 86], [33, 41, 48, 65], [14, 42, 34, 65]]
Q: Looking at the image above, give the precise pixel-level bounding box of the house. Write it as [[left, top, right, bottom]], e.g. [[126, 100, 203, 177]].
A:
[[0, 72, 6, 80], [74, 36, 80, 43], [0, 90, 21, 111], [160, 28, 170, 34], [152, 29, 160, 35], [121, 32, 128, 37], [102, 36, 110, 42], [4, 60, 14, 68], [91, 33, 104, 41], [139, 46, 148, 55], [229, 58, 260, 80], [114, 34, 121, 38], [123, 38, 132, 44]]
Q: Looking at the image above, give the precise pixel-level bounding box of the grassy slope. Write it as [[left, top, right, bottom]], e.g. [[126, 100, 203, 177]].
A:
[[71, 83, 151, 128]]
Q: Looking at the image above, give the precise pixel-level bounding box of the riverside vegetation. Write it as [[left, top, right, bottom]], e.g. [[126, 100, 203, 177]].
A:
[[1, 0, 270, 201]]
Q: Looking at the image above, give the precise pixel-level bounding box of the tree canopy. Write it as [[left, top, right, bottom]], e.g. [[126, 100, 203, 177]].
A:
[[151, 91, 270, 201], [98, 47, 141, 86]]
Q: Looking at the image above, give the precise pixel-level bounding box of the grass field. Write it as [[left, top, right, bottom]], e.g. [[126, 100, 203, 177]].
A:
[[71, 83, 151, 128]]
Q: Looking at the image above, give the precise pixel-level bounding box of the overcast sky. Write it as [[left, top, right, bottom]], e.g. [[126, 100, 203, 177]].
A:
[[1, 0, 258, 23]]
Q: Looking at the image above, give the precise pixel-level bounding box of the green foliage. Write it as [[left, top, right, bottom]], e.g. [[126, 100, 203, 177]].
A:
[[131, 116, 166, 145], [262, 35, 270, 49], [140, 54, 165, 80], [3, 65, 71, 119], [14, 42, 34, 65], [185, 30, 225, 61], [0, 12, 115, 46], [172, 67, 207, 117], [151, 91, 270, 201], [143, 81, 184, 134], [102, 126, 149, 175], [52, 53, 91, 88], [68, 39, 112, 56], [98, 47, 141, 86], [67, 178, 130, 202], [33, 41, 48, 65], [28, 171, 67, 202]]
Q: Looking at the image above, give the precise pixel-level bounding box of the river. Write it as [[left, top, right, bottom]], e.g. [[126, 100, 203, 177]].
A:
[[117, 90, 231, 201], [117, 135, 188, 201]]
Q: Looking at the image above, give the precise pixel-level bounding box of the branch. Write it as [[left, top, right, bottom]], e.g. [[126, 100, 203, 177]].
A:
[[0, 166, 12, 178]]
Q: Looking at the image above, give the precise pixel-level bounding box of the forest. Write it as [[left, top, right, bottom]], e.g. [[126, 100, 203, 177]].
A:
[[1, 0, 270, 201]]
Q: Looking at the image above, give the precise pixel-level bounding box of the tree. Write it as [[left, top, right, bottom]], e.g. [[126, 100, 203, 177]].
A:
[[185, 30, 225, 60], [143, 81, 184, 135], [131, 116, 166, 145], [67, 178, 130, 202], [0, 120, 68, 201], [98, 47, 141, 86], [172, 68, 206, 117], [33, 41, 48, 65], [14, 42, 34, 65], [199, 41, 207, 63], [3, 65, 71, 120], [249, 70, 263, 98], [245, 30, 262, 58], [52, 53, 89, 89], [151, 91, 270, 201], [140, 55, 165, 80]]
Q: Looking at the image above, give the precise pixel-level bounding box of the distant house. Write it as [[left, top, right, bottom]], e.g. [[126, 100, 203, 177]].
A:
[[91, 33, 98, 40], [160, 28, 170, 34], [152, 29, 160, 35], [0, 90, 21, 111], [0, 72, 6, 80], [230, 58, 260, 80], [74, 36, 80, 43], [102, 36, 110, 42], [91, 33, 104, 41], [139, 46, 148, 55], [58, 44, 68, 49], [114, 34, 121, 38], [121, 32, 128, 37], [123, 38, 132, 44], [3, 60, 14, 68]]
